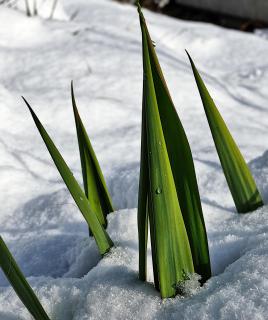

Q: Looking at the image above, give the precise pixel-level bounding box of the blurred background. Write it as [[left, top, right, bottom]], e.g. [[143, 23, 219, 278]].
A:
[[2, 0, 268, 31], [117, 0, 268, 31]]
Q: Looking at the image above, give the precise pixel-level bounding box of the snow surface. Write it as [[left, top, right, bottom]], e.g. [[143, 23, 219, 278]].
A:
[[0, 0, 268, 319]]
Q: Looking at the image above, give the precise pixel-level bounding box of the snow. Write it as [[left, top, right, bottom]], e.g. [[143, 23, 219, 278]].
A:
[[0, 0, 268, 319]]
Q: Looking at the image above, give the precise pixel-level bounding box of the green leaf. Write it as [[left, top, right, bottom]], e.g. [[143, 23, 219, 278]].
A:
[[138, 6, 198, 298], [0, 236, 50, 320], [187, 52, 263, 213], [137, 4, 211, 294], [23, 97, 113, 255], [71, 82, 114, 233]]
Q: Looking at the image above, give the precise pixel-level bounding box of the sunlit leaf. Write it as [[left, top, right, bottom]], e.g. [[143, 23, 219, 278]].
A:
[[137, 4, 211, 298], [0, 236, 50, 320], [71, 83, 114, 234], [23, 97, 113, 255], [187, 52, 263, 213]]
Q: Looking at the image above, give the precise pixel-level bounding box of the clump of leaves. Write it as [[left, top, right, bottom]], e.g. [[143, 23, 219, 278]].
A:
[[71, 83, 114, 235], [137, 3, 211, 298], [187, 52, 263, 213], [23, 97, 113, 255], [0, 236, 50, 320]]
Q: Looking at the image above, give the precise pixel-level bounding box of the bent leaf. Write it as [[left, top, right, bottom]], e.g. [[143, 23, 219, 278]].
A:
[[0, 236, 50, 320], [71, 82, 114, 233], [187, 52, 263, 213], [23, 97, 113, 255], [137, 3, 211, 294], [138, 5, 197, 298]]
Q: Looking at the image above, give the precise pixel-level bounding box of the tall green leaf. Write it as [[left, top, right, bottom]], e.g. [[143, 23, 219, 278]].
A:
[[138, 5, 196, 298], [71, 82, 114, 233], [0, 236, 50, 320], [137, 3, 211, 292], [187, 52, 263, 213], [23, 97, 113, 255]]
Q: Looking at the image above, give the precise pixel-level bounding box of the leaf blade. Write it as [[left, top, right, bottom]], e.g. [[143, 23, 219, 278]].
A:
[[138, 6, 211, 284], [0, 236, 50, 320], [138, 7, 195, 298], [71, 83, 114, 230], [187, 52, 263, 213], [23, 97, 113, 255]]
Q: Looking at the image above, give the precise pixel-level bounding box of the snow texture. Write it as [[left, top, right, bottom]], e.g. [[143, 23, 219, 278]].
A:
[[0, 0, 268, 319]]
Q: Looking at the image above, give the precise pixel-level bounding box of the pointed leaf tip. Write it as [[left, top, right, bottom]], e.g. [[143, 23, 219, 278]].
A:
[[188, 55, 263, 213], [185, 50, 195, 68], [71, 82, 79, 119], [22, 96, 30, 108], [71, 80, 74, 94], [22, 97, 36, 120], [71, 81, 74, 97], [185, 49, 190, 59], [135, 0, 141, 8], [136, 0, 145, 22]]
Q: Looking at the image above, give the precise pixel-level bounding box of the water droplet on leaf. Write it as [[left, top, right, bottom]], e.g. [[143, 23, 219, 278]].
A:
[[155, 187, 162, 195]]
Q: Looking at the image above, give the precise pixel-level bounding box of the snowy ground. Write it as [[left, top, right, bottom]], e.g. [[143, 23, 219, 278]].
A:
[[0, 0, 268, 319]]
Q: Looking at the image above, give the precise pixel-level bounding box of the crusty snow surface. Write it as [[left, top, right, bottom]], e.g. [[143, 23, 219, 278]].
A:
[[0, 0, 268, 319]]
